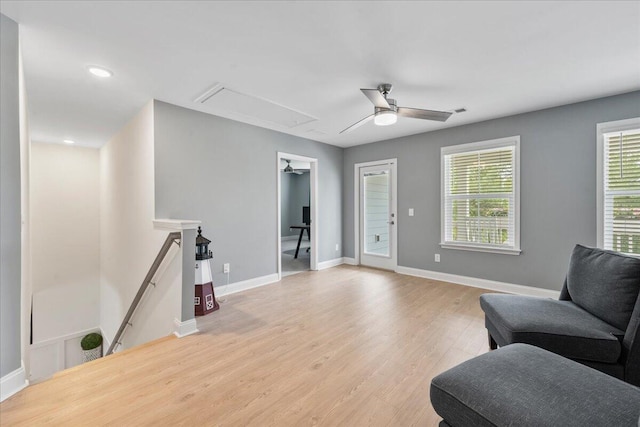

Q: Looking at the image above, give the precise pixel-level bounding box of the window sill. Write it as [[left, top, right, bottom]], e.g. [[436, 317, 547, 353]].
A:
[[439, 243, 521, 255]]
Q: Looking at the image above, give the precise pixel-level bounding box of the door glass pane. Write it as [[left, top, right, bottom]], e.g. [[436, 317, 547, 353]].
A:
[[364, 171, 390, 256]]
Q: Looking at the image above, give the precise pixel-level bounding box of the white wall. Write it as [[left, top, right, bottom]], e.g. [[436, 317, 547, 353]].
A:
[[99, 101, 181, 352], [30, 143, 101, 341], [19, 32, 32, 387], [29, 143, 101, 382]]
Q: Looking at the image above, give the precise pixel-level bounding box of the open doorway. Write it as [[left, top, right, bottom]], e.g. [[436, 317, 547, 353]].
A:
[[277, 152, 318, 278]]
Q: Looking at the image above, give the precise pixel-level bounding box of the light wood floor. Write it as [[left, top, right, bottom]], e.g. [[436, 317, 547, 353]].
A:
[[0, 265, 491, 426]]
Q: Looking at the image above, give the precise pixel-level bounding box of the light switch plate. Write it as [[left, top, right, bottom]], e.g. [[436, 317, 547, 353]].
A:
[[408, 208, 414, 216]]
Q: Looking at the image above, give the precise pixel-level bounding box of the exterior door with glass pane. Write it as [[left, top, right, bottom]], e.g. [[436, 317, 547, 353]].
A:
[[359, 162, 397, 270]]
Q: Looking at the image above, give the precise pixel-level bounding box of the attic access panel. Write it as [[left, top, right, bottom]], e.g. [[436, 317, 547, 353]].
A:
[[197, 85, 317, 129]]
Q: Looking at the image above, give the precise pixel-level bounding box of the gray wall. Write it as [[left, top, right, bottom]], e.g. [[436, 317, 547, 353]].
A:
[[0, 13, 22, 377], [154, 101, 343, 286], [281, 171, 310, 237], [280, 172, 292, 236], [343, 91, 640, 291]]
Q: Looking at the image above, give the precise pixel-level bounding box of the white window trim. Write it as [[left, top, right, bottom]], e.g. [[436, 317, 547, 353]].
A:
[[440, 136, 521, 255], [596, 117, 640, 252]]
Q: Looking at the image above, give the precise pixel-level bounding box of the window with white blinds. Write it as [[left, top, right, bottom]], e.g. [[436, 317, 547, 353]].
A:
[[598, 118, 640, 256], [441, 136, 520, 254]]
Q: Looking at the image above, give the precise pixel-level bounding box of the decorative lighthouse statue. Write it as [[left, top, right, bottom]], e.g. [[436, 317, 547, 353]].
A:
[[194, 226, 219, 316]]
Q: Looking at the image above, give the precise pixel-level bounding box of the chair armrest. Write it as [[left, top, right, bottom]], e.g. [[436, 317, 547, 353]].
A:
[[623, 292, 640, 386], [559, 277, 571, 301]]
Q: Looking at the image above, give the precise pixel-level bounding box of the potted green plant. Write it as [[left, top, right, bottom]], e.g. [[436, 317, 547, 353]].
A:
[[81, 332, 103, 362]]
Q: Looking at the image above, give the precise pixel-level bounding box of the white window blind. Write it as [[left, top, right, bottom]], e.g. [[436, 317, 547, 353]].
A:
[[441, 137, 520, 254], [602, 128, 640, 255]]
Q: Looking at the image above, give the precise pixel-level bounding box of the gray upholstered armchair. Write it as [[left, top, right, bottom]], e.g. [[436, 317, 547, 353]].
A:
[[480, 244, 640, 386]]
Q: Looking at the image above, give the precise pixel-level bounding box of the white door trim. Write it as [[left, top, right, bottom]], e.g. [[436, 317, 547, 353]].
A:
[[277, 152, 318, 280], [354, 159, 398, 269]]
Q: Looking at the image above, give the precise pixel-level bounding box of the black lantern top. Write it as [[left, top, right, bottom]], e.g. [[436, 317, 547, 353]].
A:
[[196, 226, 212, 260]]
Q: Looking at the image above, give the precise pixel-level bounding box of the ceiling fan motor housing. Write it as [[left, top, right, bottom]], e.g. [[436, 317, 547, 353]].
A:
[[375, 98, 397, 114], [377, 83, 393, 96]]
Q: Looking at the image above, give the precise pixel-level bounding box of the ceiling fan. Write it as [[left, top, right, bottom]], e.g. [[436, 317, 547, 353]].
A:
[[283, 159, 304, 175], [340, 83, 453, 134]]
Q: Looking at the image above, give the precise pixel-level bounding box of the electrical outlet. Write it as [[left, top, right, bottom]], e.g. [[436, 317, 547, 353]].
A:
[[335, 243, 339, 251], [408, 208, 414, 216], [435, 254, 440, 263], [223, 263, 230, 273]]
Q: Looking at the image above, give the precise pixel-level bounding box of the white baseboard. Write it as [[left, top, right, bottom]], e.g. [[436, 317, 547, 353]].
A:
[[30, 327, 102, 383], [30, 327, 101, 350], [173, 318, 199, 338], [317, 257, 346, 270], [343, 257, 357, 266], [396, 266, 560, 299], [216, 273, 280, 297], [100, 327, 111, 353], [1, 363, 28, 402]]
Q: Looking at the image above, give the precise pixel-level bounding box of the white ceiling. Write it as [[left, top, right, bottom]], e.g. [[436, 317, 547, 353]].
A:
[[2, 1, 639, 148]]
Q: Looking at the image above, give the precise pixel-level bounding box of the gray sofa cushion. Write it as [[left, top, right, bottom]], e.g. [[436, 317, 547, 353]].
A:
[[430, 344, 640, 427], [480, 294, 624, 363], [567, 244, 640, 331]]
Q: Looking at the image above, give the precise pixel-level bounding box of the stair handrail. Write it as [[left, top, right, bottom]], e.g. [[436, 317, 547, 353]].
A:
[[105, 231, 182, 355]]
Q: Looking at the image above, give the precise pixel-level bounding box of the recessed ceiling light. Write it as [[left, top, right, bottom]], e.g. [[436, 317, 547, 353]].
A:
[[87, 66, 113, 78], [64, 139, 75, 144]]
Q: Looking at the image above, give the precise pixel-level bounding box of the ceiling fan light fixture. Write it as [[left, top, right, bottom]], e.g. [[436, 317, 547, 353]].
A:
[[374, 109, 397, 126]]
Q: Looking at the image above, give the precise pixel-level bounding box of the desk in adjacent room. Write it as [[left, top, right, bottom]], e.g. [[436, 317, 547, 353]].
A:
[[289, 225, 310, 259]]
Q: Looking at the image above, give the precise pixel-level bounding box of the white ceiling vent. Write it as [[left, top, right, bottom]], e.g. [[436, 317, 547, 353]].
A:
[[195, 84, 317, 128]]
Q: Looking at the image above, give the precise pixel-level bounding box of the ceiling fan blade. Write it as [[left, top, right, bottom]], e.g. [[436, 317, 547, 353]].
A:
[[360, 89, 390, 109], [397, 107, 452, 122], [340, 114, 374, 134], [284, 160, 294, 173]]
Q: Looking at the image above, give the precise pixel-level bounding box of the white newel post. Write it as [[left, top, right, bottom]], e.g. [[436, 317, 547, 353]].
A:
[[153, 219, 201, 338]]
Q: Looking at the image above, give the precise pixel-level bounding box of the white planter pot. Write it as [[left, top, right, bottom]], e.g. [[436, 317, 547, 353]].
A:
[[82, 345, 102, 363]]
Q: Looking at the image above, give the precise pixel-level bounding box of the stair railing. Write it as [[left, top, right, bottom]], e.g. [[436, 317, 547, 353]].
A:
[[105, 232, 182, 356]]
